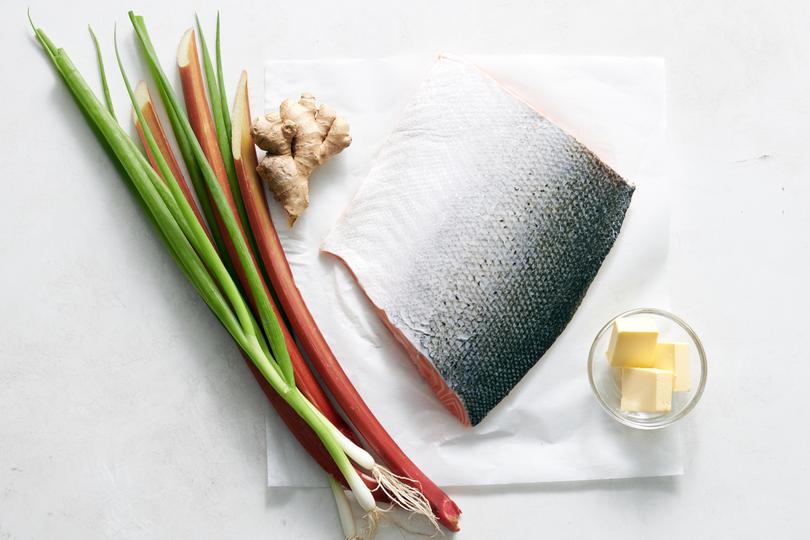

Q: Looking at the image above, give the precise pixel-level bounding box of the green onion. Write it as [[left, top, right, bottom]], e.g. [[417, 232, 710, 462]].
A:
[[88, 26, 115, 119], [329, 475, 358, 540]]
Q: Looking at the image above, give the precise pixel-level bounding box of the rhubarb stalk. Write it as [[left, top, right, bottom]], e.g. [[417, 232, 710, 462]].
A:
[[232, 72, 461, 531], [174, 27, 363, 437], [193, 16, 254, 250], [133, 81, 206, 228], [172, 24, 294, 386]]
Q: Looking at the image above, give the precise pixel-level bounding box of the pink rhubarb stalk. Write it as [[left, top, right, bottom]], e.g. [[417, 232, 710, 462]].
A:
[[231, 71, 461, 531]]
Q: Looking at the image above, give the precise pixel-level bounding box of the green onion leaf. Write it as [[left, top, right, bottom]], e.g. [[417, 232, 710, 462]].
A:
[[215, 13, 232, 139], [88, 26, 116, 119]]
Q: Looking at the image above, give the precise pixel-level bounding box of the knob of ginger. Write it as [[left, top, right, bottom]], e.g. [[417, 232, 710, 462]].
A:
[[252, 93, 351, 226]]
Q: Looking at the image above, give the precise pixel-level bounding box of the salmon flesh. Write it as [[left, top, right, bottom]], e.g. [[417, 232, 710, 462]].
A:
[[323, 57, 634, 426]]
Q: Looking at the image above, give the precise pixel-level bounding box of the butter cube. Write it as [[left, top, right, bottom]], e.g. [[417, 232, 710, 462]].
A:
[[621, 368, 673, 412], [606, 317, 658, 368], [654, 342, 691, 392]]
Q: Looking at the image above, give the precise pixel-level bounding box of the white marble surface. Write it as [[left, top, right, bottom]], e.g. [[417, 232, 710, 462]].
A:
[[1, 1, 808, 538]]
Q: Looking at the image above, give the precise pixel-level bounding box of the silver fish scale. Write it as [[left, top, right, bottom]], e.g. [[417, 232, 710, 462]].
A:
[[326, 58, 634, 425]]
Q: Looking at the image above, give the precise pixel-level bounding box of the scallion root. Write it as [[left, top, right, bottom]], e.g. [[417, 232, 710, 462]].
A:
[[371, 465, 441, 535], [358, 507, 382, 540]]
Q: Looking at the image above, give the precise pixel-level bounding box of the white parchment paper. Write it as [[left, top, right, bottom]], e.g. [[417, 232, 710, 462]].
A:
[[263, 55, 677, 487]]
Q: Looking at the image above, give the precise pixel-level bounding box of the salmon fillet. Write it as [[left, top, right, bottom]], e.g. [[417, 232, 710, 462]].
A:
[[323, 57, 634, 426]]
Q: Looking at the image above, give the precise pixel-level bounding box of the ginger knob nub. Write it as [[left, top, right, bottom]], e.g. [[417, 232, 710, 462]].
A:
[[252, 94, 351, 226]]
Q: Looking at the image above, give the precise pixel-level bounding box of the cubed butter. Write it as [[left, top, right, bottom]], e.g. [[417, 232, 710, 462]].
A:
[[606, 317, 659, 368], [621, 368, 673, 412], [654, 342, 691, 392]]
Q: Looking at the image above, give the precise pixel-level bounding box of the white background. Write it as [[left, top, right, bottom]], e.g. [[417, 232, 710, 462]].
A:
[[1, 1, 808, 539]]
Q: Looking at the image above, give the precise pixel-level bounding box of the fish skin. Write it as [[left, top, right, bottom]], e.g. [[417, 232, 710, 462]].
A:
[[324, 57, 634, 426]]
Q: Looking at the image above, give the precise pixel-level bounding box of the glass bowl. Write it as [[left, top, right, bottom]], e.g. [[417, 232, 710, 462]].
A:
[[588, 308, 707, 429]]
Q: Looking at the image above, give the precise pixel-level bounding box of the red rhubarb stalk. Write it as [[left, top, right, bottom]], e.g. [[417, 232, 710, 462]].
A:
[[176, 29, 232, 208], [132, 81, 206, 226], [231, 72, 461, 531], [175, 29, 358, 439], [177, 28, 246, 267]]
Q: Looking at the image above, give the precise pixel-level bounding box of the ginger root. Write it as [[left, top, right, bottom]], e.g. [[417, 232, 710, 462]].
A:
[[252, 93, 351, 225]]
